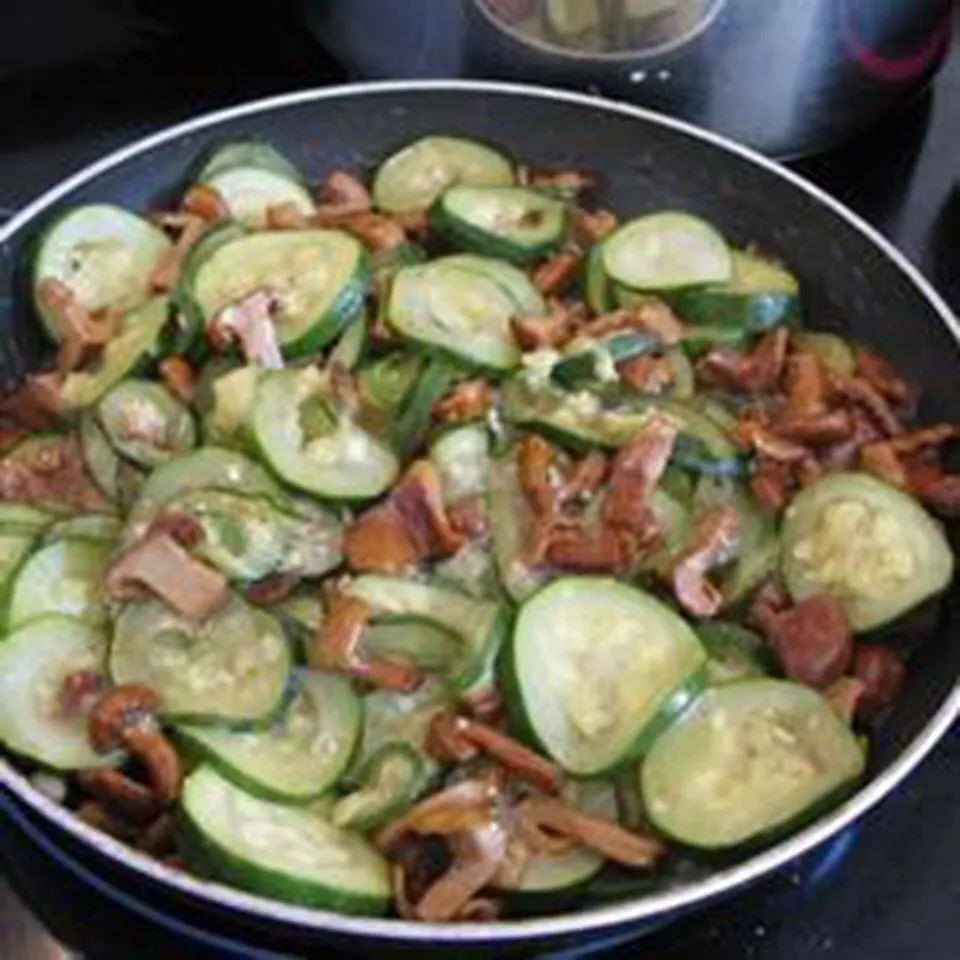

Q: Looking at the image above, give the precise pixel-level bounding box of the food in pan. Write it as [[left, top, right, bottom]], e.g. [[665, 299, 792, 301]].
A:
[[0, 132, 956, 921]]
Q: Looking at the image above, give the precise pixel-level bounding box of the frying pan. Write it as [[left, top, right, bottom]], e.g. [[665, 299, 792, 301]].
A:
[[0, 81, 958, 956]]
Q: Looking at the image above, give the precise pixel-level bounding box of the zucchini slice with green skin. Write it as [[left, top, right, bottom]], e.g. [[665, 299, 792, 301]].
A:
[[551, 332, 662, 390], [360, 618, 462, 673], [41, 514, 122, 545], [504, 577, 706, 776], [430, 185, 566, 263], [327, 315, 368, 371], [6, 538, 113, 630], [97, 379, 196, 468], [332, 741, 429, 832], [175, 672, 361, 804], [498, 780, 616, 903], [166, 489, 342, 582], [110, 595, 292, 725], [0, 532, 42, 614], [126, 447, 290, 537], [31, 204, 171, 342], [429, 422, 491, 504], [780, 472, 954, 631], [357, 351, 425, 414], [248, 366, 399, 502], [0, 503, 55, 537], [388, 255, 543, 373], [372, 135, 515, 215], [201, 166, 316, 230], [60, 295, 170, 409], [191, 230, 368, 358], [200, 365, 261, 448], [641, 679, 865, 850], [391, 356, 461, 459], [670, 249, 800, 332], [189, 138, 305, 185], [0, 615, 116, 771], [584, 243, 615, 314], [80, 412, 124, 503], [180, 765, 391, 915], [170, 221, 247, 358], [696, 621, 774, 686], [603, 212, 732, 292], [345, 575, 509, 696]]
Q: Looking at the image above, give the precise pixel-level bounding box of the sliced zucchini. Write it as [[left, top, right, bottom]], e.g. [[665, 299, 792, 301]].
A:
[[391, 356, 461, 459], [167, 489, 342, 582], [584, 243, 615, 314], [80, 412, 124, 503], [332, 741, 429, 832], [41, 514, 122, 545], [430, 185, 566, 263], [433, 540, 500, 600], [110, 595, 292, 725], [201, 365, 262, 447], [372, 135, 514, 215], [126, 447, 289, 536], [345, 575, 508, 696], [171, 221, 247, 357], [489, 452, 550, 603], [641, 679, 865, 849], [0, 615, 114, 771], [389, 255, 542, 373], [552, 332, 662, 390], [0, 532, 42, 613], [360, 618, 462, 673], [97, 379, 196, 468], [357, 351, 424, 414], [602, 212, 732, 292], [781, 472, 954, 631], [191, 230, 368, 357], [429, 423, 491, 504], [328, 315, 368, 371], [670, 250, 800, 332], [248, 366, 398, 501], [6, 538, 113, 629], [202, 166, 316, 230], [190, 137, 305, 185], [32, 204, 170, 342], [696, 621, 773, 685], [60, 295, 169, 409], [181, 765, 390, 915], [0, 503, 54, 537], [175, 672, 361, 804], [504, 577, 706, 776], [498, 780, 616, 900]]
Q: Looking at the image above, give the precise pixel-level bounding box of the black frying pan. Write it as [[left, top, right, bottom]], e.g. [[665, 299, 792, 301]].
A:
[[0, 81, 958, 957]]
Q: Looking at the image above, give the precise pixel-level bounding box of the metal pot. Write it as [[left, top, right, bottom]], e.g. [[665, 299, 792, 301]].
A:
[[1, 81, 959, 956], [298, 0, 954, 156]]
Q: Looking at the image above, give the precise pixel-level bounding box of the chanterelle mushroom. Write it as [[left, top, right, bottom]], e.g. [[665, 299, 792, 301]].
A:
[[208, 288, 284, 369], [36, 278, 118, 373], [104, 530, 228, 621]]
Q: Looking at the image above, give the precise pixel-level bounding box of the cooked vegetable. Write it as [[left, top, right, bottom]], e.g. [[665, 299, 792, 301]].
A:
[[781, 472, 953, 630], [504, 578, 707, 775], [373, 136, 514, 215], [641, 679, 865, 849], [32, 205, 170, 342], [0, 133, 955, 926], [181, 765, 391, 914], [190, 230, 367, 357]]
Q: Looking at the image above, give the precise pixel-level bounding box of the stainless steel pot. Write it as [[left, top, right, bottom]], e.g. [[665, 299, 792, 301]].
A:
[[1, 81, 959, 956], [299, 0, 954, 156]]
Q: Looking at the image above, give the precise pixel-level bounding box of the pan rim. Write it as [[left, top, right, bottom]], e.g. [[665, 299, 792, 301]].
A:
[[1, 78, 958, 946]]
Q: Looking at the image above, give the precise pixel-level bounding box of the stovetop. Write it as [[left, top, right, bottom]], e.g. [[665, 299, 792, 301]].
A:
[[1, 3, 959, 958]]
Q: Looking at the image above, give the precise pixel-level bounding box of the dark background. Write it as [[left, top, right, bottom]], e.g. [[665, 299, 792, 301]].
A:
[[0, 2, 959, 958]]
